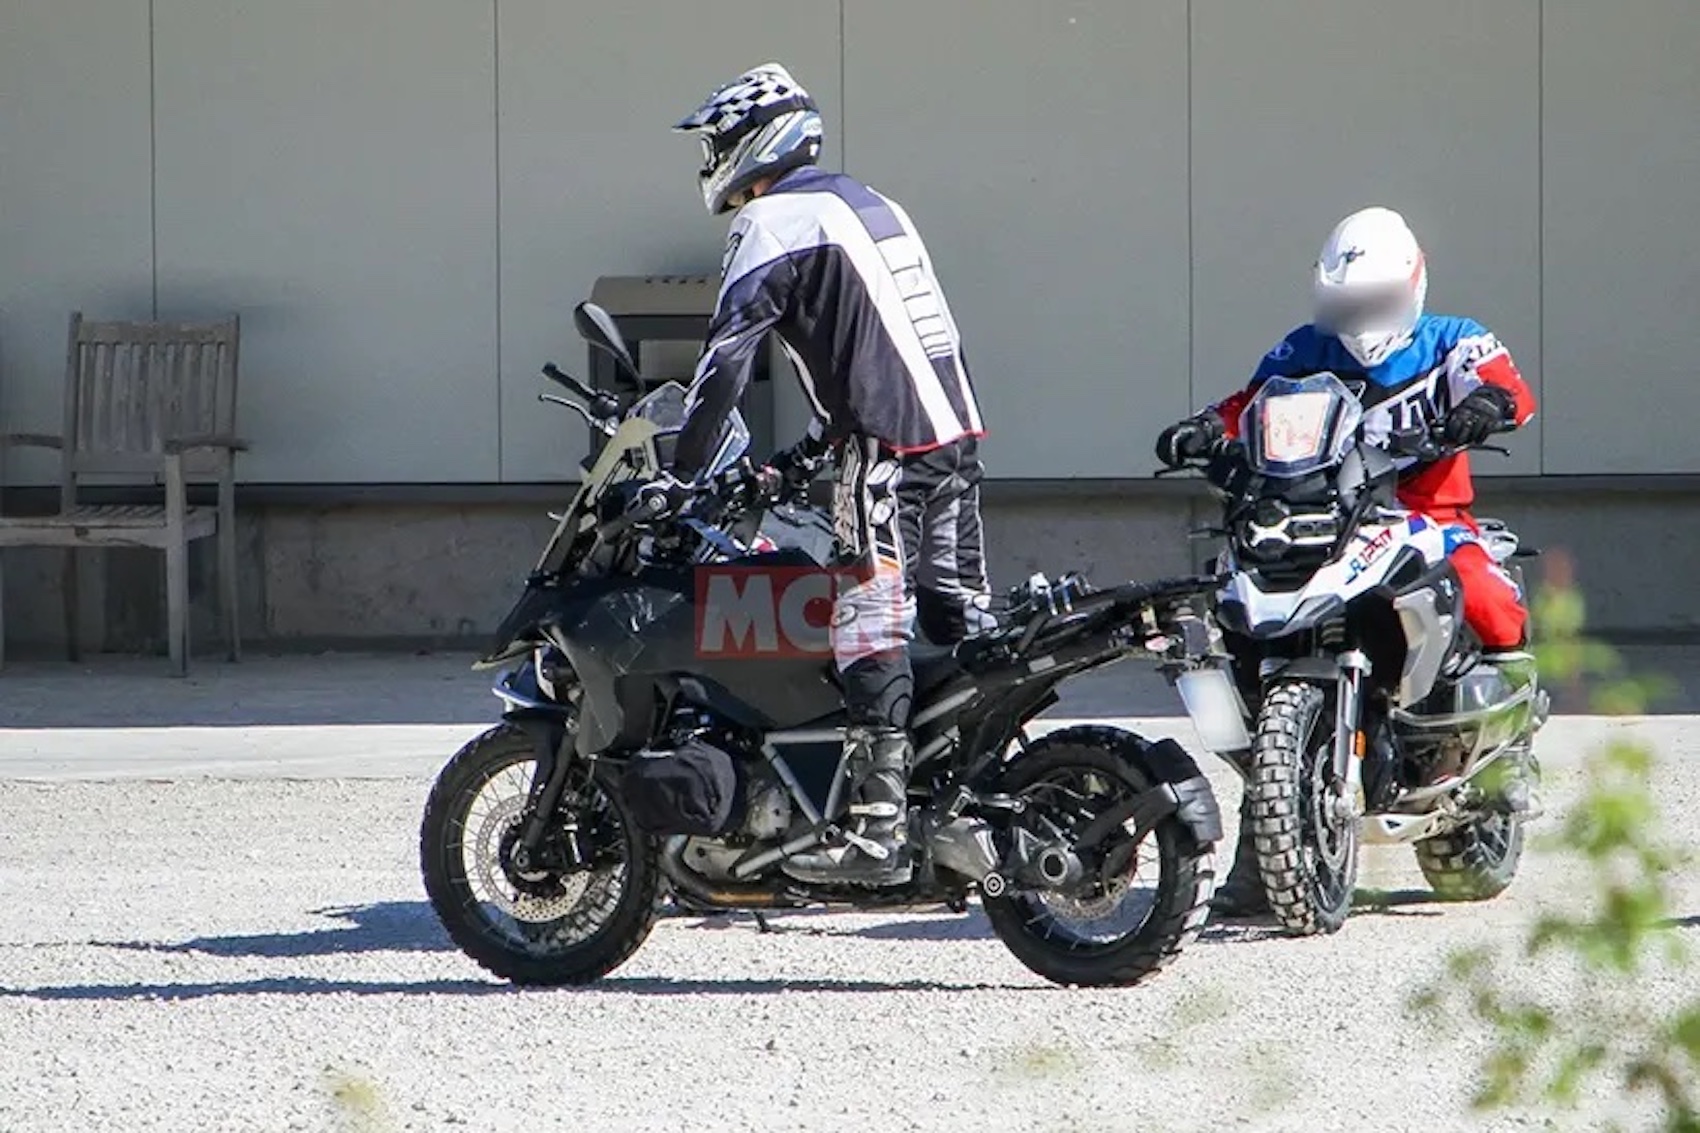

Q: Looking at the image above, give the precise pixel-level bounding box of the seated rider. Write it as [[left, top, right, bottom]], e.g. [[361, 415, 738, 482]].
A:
[[1156, 205, 1538, 917]]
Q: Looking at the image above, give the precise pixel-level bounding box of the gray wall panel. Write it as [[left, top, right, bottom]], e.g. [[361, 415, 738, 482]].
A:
[[7, 2, 1693, 486], [152, 0, 499, 483], [0, 1, 154, 486], [844, 0, 1191, 478], [1191, 0, 1542, 476], [1543, 0, 1700, 474], [497, 3, 841, 482]]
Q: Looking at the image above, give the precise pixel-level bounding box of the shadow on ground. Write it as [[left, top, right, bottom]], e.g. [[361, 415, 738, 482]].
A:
[[97, 901, 454, 958], [1351, 887, 1447, 919], [14, 901, 1040, 1000], [0, 973, 1041, 1001]]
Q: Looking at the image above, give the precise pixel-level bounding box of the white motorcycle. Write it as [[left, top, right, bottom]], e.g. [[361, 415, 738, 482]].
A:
[[1163, 372, 1548, 935]]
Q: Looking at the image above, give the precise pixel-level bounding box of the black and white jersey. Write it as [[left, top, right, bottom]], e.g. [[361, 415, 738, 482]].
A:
[[673, 167, 985, 476]]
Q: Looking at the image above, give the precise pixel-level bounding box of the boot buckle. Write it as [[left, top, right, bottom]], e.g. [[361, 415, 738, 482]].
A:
[[841, 830, 891, 860]]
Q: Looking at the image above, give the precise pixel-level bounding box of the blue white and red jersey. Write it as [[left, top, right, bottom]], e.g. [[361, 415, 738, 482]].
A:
[[1209, 314, 1537, 514]]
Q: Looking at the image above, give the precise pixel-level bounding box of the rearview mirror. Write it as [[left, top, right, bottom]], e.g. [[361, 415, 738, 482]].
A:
[[573, 302, 641, 388]]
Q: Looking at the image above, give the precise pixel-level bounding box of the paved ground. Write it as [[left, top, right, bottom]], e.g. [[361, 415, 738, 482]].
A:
[[2, 652, 1698, 1131]]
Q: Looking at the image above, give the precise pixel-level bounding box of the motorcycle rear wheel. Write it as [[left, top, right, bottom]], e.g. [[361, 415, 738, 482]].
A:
[[1249, 681, 1359, 936], [1415, 811, 1525, 901], [980, 727, 1215, 987], [420, 723, 661, 985]]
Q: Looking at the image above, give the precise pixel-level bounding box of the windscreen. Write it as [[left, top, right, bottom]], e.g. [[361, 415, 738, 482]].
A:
[[627, 381, 750, 477], [1238, 372, 1364, 478]]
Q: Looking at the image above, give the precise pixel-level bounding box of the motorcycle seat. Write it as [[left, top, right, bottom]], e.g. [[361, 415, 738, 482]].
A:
[[911, 641, 963, 692]]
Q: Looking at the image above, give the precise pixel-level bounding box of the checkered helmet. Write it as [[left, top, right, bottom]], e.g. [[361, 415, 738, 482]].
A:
[[674, 63, 823, 215]]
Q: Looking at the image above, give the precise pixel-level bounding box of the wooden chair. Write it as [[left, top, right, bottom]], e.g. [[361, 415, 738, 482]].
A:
[[0, 312, 246, 674]]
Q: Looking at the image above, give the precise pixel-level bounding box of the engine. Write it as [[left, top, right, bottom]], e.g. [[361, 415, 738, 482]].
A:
[[677, 764, 796, 883]]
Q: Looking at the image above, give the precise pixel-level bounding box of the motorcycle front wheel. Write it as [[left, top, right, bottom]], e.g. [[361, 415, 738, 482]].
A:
[[980, 726, 1215, 987], [420, 723, 661, 984], [1249, 681, 1359, 936]]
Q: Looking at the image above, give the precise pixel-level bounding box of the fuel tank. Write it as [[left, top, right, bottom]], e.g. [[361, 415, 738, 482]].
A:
[[549, 549, 848, 751]]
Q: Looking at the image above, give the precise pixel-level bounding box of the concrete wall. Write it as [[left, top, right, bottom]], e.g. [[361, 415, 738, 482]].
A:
[[1542, 0, 1700, 473], [2, 2, 1698, 651], [2, 482, 1693, 660], [4, 1, 1698, 483]]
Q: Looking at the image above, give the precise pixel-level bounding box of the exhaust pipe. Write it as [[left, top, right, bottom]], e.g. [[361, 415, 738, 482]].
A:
[[659, 837, 799, 909]]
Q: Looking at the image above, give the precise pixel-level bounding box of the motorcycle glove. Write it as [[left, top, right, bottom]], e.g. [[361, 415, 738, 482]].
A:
[[1442, 385, 1516, 447], [768, 431, 831, 499], [1155, 414, 1224, 468]]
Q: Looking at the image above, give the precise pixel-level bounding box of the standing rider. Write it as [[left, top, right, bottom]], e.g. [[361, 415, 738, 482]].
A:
[[1156, 206, 1538, 918], [663, 63, 995, 886]]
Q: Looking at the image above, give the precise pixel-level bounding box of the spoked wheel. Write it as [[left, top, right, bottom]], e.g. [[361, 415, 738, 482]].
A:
[[1416, 809, 1526, 901], [981, 727, 1214, 987], [420, 724, 660, 984], [1250, 681, 1359, 936]]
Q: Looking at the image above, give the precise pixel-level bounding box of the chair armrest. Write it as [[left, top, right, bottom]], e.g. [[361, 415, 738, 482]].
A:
[[0, 433, 64, 450], [163, 434, 250, 454]]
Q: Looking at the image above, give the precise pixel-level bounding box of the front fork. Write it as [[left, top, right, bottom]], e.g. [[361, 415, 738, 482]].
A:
[[510, 713, 584, 866], [1331, 650, 1372, 802]]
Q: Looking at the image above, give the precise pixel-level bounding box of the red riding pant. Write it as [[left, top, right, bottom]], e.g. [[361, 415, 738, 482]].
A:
[[1445, 536, 1527, 650]]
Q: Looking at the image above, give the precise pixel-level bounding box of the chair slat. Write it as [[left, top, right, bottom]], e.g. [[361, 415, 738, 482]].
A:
[[7, 312, 244, 673]]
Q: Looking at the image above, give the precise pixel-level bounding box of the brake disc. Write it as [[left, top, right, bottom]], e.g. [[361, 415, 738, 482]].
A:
[[471, 795, 590, 923]]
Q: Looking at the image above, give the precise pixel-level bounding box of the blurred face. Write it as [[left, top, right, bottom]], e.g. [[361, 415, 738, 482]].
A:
[[1315, 282, 1417, 339]]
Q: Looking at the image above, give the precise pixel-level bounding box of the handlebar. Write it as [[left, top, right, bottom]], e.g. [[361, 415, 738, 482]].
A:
[[542, 363, 623, 418], [537, 362, 625, 435], [1387, 427, 1510, 463], [1153, 427, 1510, 479], [1152, 437, 1244, 478], [596, 460, 788, 545]]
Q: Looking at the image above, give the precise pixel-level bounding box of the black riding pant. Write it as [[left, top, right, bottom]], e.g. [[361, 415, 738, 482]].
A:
[[830, 435, 995, 729]]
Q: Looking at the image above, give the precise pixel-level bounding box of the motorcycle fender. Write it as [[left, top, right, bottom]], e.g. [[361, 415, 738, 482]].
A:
[[499, 710, 577, 840], [1074, 738, 1224, 850]]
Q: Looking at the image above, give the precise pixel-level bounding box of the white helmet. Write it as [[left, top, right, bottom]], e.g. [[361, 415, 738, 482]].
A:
[[674, 63, 823, 215], [1312, 207, 1429, 368]]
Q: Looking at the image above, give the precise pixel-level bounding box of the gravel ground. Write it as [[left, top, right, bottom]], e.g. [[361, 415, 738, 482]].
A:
[[4, 713, 1700, 1132]]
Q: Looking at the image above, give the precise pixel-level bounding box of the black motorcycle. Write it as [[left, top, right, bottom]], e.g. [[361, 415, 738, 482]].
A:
[[419, 302, 1226, 987]]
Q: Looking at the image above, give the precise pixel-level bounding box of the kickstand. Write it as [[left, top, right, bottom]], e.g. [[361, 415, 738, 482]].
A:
[[752, 911, 774, 934]]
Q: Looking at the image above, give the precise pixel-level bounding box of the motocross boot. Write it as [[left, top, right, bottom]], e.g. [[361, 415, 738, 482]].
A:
[[785, 727, 915, 886], [1209, 792, 1272, 919]]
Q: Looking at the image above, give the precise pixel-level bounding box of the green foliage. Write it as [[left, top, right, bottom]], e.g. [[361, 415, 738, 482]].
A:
[[1409, 557, 1698, 1130]]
